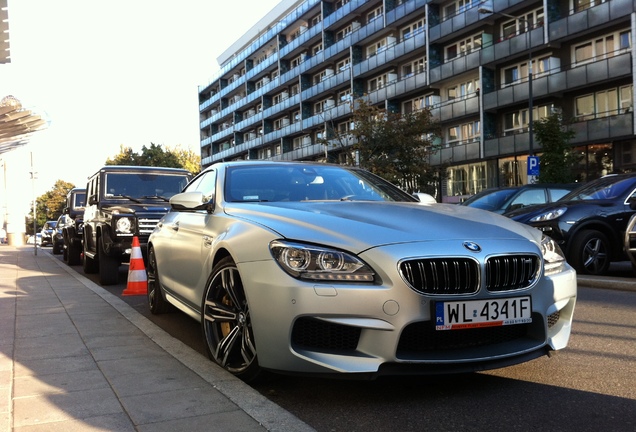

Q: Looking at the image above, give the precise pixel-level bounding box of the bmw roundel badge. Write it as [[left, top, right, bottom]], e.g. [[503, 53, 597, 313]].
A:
[[463, 241, 481, 253]]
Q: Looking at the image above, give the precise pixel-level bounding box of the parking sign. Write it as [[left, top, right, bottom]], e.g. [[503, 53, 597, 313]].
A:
[[527, 156, 540, 176]]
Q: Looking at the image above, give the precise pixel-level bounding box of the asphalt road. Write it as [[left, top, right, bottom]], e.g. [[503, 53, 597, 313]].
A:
[[46, 247, 636, 432]]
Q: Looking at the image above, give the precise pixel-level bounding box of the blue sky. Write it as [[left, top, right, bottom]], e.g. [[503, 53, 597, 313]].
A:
[[0, 0, 281, 202]]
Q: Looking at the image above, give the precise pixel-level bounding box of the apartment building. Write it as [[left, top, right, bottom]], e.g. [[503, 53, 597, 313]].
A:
[[197, 0, 636, 202]]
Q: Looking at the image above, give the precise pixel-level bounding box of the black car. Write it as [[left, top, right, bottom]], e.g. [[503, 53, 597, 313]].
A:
[[506, 173, 636, 275], [52, 215, 68, 254], [40, 220, 57, 247], [461, 183, 578, 214]]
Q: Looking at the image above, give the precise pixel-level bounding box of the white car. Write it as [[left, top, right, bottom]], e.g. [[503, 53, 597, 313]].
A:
[[148, 161, 577, 382]]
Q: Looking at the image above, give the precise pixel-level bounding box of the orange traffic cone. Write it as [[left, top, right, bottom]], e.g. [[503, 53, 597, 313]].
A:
[[122, 236, 148, 296]]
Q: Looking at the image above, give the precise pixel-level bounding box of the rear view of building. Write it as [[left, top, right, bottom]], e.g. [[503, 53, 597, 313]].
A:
[[198, 0, 636, 202]]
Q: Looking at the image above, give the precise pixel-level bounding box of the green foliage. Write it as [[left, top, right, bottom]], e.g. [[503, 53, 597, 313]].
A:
[[534, 113, 580, 183], [26, 179, 75, 234], [349, 99, 441, 193], [105, 143, 201, 174]]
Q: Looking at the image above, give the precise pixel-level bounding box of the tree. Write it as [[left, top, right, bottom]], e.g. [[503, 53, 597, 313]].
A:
[[105, 143, 201, 174], [534, 113, 580, 183], [26, 180, 75, 234], [349, 99, 441, 193]]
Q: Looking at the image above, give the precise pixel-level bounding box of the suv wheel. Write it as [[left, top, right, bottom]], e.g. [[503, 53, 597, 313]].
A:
[[568, 229, 611, 275], [98, 236, 119, 285], [83, 236, 98, 274]]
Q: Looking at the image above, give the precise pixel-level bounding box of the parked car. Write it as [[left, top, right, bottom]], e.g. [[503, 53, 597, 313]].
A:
[[460, 183, 578, 215], [147, 161, 577, 382], [507, 173, 636, 275], [40, 221, 57, 247], [52, 215, 67, 254], [82, 166, 192, 285], [59, 188, 86, 265]]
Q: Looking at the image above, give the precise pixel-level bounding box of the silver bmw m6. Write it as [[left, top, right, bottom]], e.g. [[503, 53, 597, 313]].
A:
[[147, 161, 577, 382]]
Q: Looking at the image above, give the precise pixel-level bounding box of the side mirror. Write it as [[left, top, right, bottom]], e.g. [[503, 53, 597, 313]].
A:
[[413, 192, 437, 204], [88, 195, 98, 206], [170, 191, 215, 212]]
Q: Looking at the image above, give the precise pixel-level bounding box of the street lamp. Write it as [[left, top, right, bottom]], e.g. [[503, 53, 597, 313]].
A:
[[30, 152, 37, 256], [479, 7, 537, 182]]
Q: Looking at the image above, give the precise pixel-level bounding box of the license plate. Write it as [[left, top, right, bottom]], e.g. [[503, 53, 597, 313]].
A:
[[435, 296, 532, 330]]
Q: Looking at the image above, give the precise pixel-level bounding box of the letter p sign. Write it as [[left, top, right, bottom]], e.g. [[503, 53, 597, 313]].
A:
[[527, 156, 540, 176]]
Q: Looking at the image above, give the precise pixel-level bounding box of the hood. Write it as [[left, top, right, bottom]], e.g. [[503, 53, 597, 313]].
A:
[[224, 201, 540, 253]]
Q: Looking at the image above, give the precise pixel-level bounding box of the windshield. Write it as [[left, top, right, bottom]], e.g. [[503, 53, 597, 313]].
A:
[[560, 176, 636, 201], [462, 189, 518, 211], [104, 173, 190, 199], [225, 165, 417, 203]]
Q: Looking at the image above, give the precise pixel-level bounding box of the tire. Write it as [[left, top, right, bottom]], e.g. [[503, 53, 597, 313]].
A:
[[67, 240, 81, 266], [568, 229, 611, 275], [98, 236, 119, 286], [201, 256, 261, 382], [147, 246, 171, 314], [83, 235, 98, 274]]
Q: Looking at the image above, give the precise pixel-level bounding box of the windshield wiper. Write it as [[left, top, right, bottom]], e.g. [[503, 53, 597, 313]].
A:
[[117, 194, 142, 203], [142, 195, 170, 202]]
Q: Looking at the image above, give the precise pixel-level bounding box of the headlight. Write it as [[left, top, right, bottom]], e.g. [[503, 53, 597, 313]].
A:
[[115, 217, 134, 234], [270, 240, 375, 282], [530, 207, 567, 222], [540, 234, 567, 275]]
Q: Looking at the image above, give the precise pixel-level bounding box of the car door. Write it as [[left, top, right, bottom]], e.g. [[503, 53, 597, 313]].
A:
[[163, 169, 219, 310]]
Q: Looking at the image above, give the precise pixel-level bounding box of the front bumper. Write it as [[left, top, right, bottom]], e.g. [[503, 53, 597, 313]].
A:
[[239, 241, 577, 377]]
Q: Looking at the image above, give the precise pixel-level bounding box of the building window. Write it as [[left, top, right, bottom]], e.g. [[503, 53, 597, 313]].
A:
[[501, 56, 551, 86], [403, 94, 438, 114], [446, 120, 480, 145], [498, 8, 544, 41], [401, 56, 426, 78], [401, 18, 425, 40], [292, 110, 301, 123], [573, 0, 608, 13], [290, 84, 299, 96], [291, 53, 305, 68], [310, 13, 322, 27], [504, 105, 552, 135], [445, 33, 482, 61], [446, 77, 479, 100], [337, 57, 351, 71], [575, 85, 633, 121], [335, 0, 350, 10], [367, 5, 383, 24], [573, 29, 631, 65], [314, 98, 335, 114], [312, 43, 323, 56], [443, 0, 477, 20], [338, 88, 351, 104]]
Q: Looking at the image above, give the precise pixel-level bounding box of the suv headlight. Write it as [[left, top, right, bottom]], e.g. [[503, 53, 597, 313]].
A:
[[540, 234, 567, 275], [114, 216, 134, 235], [270, 240, 375, 282], [530, 207, 567, 222]]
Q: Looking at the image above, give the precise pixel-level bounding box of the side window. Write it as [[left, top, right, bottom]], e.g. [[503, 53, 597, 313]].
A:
[[509, 189, 546, 208], [549, 188, 573, 201], [188, 170, 217, 202]]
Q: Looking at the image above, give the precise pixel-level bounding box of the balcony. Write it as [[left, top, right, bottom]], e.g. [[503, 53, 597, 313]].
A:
[[429, 139, 481, 165], [483, 52, 631, 111], [385, 0, 427, 27], [430, 94, 480, 122], [549, 0, 632, 42], [353, 32, 425, 76], [428, 4, 485, 43], [570, 112, 633, 144]]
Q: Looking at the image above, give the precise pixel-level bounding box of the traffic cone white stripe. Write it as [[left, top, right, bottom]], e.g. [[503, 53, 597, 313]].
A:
[[123, 236, 148, 296]]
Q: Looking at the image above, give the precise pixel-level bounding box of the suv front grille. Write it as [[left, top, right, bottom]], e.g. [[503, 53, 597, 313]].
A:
[[400, 254, 540, 295], [138, 217, 161, 235]]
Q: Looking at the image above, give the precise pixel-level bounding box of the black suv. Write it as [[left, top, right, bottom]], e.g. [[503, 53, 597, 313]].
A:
[[58, 188, 86, 264], [82, 166, 192, 285], [507, 173, 636, 275]]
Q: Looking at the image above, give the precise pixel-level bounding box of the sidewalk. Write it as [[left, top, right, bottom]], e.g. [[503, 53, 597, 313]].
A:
[[0, 246, 315, 432]]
